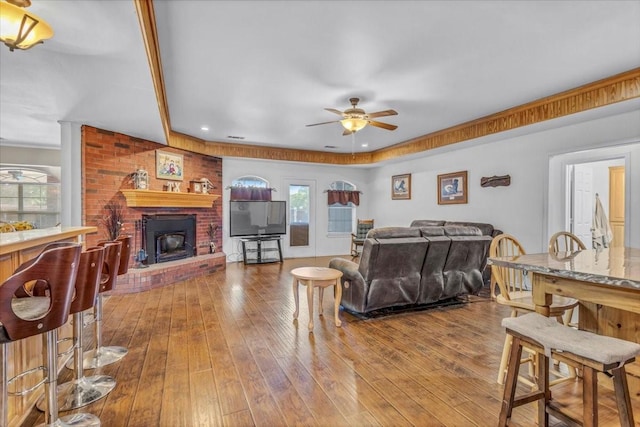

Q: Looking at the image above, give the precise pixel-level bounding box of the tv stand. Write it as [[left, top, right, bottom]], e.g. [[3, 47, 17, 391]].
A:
[[241, 235, 283, 265]]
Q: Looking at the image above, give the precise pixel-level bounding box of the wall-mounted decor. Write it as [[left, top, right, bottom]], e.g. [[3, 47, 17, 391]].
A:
[[437, 170, 468, 205], [481, 174, 511, 187], [156, 150, 184, 181], [392, 174, 411, 200]]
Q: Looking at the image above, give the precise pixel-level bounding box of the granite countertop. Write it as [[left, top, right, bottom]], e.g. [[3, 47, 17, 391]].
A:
[[489, 247, 640, 290]]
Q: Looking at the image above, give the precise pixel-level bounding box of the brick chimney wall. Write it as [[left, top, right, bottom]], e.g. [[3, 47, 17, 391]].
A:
[[81, 126, 223, 266]]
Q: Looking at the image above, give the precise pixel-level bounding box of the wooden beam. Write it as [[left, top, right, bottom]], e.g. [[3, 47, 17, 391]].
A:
[[134, 0, 172, 144]]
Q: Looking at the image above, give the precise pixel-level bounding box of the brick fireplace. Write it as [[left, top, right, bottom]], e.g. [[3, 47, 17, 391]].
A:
[[81, 125, 225, 293]]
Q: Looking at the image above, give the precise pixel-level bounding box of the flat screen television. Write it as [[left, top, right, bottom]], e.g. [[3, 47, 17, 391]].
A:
[[229, 200, 287, 237]]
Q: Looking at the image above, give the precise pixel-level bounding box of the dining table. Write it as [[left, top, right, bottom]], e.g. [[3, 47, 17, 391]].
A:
[[489, 246, 640, 392]]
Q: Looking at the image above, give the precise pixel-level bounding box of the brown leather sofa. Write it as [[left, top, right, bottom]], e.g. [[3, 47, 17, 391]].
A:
[[329, 225, 492, 314], [410, 220, 502, 285]]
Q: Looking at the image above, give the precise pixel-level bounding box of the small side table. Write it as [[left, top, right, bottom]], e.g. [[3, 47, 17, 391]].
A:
[[291, 267, 343, 331]]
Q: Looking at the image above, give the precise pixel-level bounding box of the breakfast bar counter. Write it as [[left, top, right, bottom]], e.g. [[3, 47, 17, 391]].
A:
[[0, 226, 97, 427], [489, 247, 640, 393]]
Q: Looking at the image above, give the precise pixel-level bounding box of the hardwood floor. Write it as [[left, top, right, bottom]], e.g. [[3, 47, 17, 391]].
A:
[[21, 256, 639, 426]]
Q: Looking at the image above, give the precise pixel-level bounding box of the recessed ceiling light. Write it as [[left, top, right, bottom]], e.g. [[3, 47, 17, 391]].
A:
[[361, 143, 368, 147], [324, 145, 337, 149], [201, 126, 209, 131], [227, 135, 245, 140]]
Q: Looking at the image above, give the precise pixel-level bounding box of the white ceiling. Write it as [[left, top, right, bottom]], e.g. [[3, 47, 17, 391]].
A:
[[1, 1, 639, 156]]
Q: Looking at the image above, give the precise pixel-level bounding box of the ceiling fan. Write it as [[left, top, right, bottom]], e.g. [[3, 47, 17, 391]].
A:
[[306, 98, 398, 135]]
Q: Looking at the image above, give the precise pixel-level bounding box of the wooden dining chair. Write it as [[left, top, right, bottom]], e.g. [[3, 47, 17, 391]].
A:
[[351, 219, 374, 257], [548, 231, 586, 326], [548, 231, 587, 255], [490, 234, 579, 385]]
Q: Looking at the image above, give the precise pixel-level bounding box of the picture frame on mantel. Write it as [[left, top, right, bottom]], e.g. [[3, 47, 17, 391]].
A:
[[438, 170, 468, 205], [156, 150, 184, 181], [391, 173, 411, 200]]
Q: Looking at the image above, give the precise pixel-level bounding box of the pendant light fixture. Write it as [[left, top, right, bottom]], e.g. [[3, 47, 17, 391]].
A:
[[0, 0, 53, 51]]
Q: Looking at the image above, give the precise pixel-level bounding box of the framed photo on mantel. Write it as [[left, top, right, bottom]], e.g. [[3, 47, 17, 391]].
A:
[[156, 150, 184, 181], [437, 170, 468, 205]]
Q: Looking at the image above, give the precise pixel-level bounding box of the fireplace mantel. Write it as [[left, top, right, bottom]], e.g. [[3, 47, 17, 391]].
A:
[[121, 189, 219, 208]]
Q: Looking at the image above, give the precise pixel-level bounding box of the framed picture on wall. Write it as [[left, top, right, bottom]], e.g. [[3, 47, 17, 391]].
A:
[[156, 150, 184, 181], [391, 174, 411, 200], [438, 170, 468, 205]]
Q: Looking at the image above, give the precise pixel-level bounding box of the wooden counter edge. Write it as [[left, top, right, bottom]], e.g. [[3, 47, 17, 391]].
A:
[[0, 226, 98, 256]]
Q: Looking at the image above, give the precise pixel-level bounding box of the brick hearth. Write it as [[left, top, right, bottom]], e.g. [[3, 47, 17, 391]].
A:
[[112, 252, 226, 294]]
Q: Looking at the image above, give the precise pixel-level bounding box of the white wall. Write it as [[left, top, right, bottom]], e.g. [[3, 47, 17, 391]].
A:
[[223, 158, 371, 261], [225, 110, 640, 258], [370, 110, 640, 252]]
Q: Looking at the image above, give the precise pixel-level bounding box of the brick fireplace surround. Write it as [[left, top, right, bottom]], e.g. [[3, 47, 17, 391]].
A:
[[82, 126, 225, 294]]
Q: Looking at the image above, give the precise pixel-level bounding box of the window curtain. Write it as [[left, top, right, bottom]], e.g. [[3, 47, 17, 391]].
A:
[[230, 187, 273, 201], [327, 190, 360, 206]]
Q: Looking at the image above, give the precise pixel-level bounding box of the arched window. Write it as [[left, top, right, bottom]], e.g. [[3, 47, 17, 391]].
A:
[[231, 175, 269, 188], [230, 175, 272, 201], [328, 180, 356, 234], [0, 168, 61, 229]]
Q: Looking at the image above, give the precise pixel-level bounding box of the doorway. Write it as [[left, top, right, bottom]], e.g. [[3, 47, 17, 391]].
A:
[[566, 159, 625, 248], [283, 179, 316, 258]]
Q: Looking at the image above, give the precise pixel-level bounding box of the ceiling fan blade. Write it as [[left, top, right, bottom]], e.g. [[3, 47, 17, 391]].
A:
[[342, 129, 353, 136], [368, 120, 398, 131], [367, 109, 398, 119], [306, 120, 341, 127], [325, 108, 345, 116]]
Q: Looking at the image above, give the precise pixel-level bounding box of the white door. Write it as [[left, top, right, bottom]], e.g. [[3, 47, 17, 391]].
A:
[[571, 164, 593, 247], [283, 178, 316, 258]]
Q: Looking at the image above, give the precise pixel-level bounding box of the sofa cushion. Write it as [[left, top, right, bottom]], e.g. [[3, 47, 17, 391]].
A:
[[444, 221, 494, 237], [410, 220, 446, 227], [443, 225, 482, 236], [418, 226, 446, 237], [367, 227, 422, 239]]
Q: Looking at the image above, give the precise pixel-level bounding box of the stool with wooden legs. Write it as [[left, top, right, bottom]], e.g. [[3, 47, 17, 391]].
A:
[[38, 246, 116, 412], [499, 313, 640, 427], [490, 234, 578, 386], [82, 241, 126, 369], [0, 245, 102, 427]]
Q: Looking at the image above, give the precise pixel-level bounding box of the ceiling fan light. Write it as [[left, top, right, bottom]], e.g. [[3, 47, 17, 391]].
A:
[[341, 118, 367, 132], [0, 0, 53, 51]]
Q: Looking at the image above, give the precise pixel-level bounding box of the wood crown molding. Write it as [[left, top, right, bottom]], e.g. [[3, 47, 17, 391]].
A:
[[135, 1, 640, 165]]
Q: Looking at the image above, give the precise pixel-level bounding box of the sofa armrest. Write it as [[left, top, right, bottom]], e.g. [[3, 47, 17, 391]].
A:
[[329, 257, 369, 312], [329, 258, 364, 284]]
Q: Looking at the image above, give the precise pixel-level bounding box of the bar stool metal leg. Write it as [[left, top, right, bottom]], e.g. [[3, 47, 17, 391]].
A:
[[81, 295, 127, 368], [37, 329, 100, 427], [40, 311, 115, 412]]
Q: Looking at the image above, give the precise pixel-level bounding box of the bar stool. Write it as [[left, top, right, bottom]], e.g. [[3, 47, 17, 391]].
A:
[[499, 313, 640, 427], [115, 235, 132, 277], [38, 246, 116, 412], [0, 245, 101, 426], [82, 241, 127, 369]]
